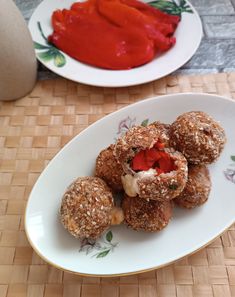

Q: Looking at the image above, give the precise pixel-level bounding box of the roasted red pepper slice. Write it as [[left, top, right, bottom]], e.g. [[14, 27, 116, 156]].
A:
[[49, 0, 179, 70], [49, 5, 155, 70], [121, 0, 180, 29], [131, 142, 176, 174], [97, 0, 176, 52], [145, 148, 162, 167], [132, 150, 150, 171]]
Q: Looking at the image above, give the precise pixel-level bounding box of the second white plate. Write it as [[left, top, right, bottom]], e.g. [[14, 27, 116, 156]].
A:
[[25, 93, 235, 276]]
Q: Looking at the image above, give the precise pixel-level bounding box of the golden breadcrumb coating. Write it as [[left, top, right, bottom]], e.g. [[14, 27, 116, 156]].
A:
[[95, 144, 124, 192], [122, 194, 173, 232], [148, 121, 170, 146], [174, 165, 211, 209], [60, 177, 114, 239], [170, 111, 226, 164]]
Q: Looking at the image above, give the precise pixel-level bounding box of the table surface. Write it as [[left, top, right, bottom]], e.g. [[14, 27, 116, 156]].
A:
[[14, 0, 235, 80], [0, 72, 235, 297]]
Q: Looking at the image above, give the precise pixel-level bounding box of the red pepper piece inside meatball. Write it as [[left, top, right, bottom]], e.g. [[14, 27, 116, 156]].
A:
[[131, 141, 176, 174], [114, 125, 188, 201]]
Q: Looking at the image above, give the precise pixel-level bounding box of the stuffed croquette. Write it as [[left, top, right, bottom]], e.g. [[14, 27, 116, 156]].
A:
[[122, 194, 173, 232], [169, 111, 226, 164], [174, 165, 211, 209], [95, 144, 124, 192], [60, 177, 114, 239], [114, 126, 188, 201]]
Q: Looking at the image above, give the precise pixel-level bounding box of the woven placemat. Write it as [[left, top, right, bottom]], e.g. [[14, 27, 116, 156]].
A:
[[0, 73, 235, 297]]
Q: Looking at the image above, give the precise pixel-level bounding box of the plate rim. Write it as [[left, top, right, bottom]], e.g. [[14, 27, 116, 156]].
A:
[[28, 0, 203, 87], [24, 92, 235, 277]]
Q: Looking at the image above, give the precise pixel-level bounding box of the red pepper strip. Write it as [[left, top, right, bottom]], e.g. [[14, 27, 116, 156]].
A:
[[145, 149, 162, 167], [71, 0, 96, 11], [121, 0, 180, 29], [158, 154, 174, 173], [120, 0, 179, 37], [131, 144, 176, 174], [51, 9, 77, 32], [49, 6, 155, 70], [131, 150, 150, 171], [97, 0, 176, 52], [97, 0, 155, 27]]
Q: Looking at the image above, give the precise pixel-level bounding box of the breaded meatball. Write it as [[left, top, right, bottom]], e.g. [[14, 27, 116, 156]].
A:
[[174, 165, 211, 209], [95, 144, 124, 192], [122, 194, 173, 232], [169, 111, 226, 164], [60, 177, 114, 239], [149, 121, 170, 147], [114, 125, 188, 201]]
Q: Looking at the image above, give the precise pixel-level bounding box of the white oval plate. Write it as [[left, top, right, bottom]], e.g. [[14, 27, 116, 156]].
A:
[[28, 0, 202, 87], [25, 93, 235, 276]]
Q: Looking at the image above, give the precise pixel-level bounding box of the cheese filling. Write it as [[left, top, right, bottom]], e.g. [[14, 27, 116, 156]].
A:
[[121, 168, 156, 197]]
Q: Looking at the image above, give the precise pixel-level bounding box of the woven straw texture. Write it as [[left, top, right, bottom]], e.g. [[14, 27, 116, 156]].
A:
[[0, 73, 235, 297]]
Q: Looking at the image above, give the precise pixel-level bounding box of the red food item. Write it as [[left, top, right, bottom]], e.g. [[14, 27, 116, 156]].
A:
[[49, 4, 155, 69], [97, 0, 176, 52], [49, 0, 180, 70], [121, 0, 180, 30], [131, 142, 176, 174], [131, 150, 150, 171]]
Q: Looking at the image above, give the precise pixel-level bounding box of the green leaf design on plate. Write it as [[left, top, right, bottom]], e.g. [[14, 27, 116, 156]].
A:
[[79, 229, 118, 259], [54, 52, 66, 67], [231, 156, 235, 162], [96, 249, 110, 258], [106, 231, 113, 243], [149, 0, 193, 16], [38, 49, 55, 62], [34, 21, 67, 67], [37, 21, 48, 43], [141, 119, 149, 127], [34, 41, 50, 50]]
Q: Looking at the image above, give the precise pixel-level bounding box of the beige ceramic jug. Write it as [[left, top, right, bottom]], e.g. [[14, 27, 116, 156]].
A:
[[0, 0, 37, 101]]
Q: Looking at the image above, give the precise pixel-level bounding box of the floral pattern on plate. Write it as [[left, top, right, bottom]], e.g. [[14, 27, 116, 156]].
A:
[[224, 156, 235, 184], [149, 0, 193, 17], [116, 117, 149, 139], [34, 22, 66, 67], [79, 230, 118, 258]]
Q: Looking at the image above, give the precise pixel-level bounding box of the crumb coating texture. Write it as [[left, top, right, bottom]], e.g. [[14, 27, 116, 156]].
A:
[[60, 177, 114, 239], [174, 165, 211, 209], [122, 194, 173, 232], [95, 144, 124, 192], [169, 111, 226, 164]]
